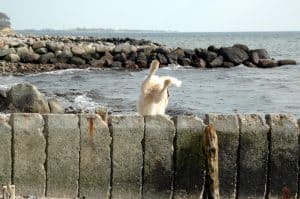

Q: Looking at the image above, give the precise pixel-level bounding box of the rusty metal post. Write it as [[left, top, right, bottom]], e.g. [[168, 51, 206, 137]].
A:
[[2, 184, 15, 199], [203, 124, 220, 199]]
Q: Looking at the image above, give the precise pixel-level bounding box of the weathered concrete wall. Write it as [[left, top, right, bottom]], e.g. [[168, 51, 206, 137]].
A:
[[0, 113, 299, 198]]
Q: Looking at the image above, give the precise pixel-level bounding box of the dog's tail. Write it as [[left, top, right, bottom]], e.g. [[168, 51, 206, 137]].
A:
[[161, 76, 182, 87]]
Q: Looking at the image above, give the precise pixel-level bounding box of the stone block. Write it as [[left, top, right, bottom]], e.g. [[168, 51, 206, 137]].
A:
[[266, 114, 299, 198], [0, 115, 11, 185], [238, 114, 269, 198], [79, 114, 111, 199], [143, 115, 175, 199], [44, 114, 79, 198], [109, 115, 144, 199], [174, 116, 205, 199], [206, 114, 239, 199], [11, 113, 46, 197]]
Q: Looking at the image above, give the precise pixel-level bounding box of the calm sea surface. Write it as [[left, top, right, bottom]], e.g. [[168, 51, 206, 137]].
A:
[[2, 31, 300, 116]]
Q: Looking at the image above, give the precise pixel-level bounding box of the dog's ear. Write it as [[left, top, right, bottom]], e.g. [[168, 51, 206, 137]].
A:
[[164, 79, 172, 87]]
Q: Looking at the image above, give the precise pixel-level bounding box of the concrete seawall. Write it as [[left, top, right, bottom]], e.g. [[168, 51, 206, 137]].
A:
[[0, 113, 299, 198]]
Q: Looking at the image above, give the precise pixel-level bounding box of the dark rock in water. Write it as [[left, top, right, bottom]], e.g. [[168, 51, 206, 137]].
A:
[[39, 52, 55, 64], [35, 47, 48, 55], [69, 56, 86, 65], [65, 106, 81, 114], [48, 98, 64, 114], [6, 83, 50, 113], [233, 44, 249, 52], [113, 53, 127, 62], [220, 47, 249, 65], [124, 60, 138, 69], [206, 51, 218, 63], [166, 52, 178, 65], [243, 61, 257, 68], [250, 51, 260, 64], [4, 54, 20, 63], [207, 45, 220, 53], [89, 59, 105, 68], [156, 47, 171, 55], [258, 59, 278, 68], [184, 49, 195, 59], [32, 41, 46, 50], [178, 57, 191, 66], [127, 51, 137, 61], [209, 56, 224, 67], [173, 48, 185, 58], [157, 53, 168, 65], [136, 52, 148, 68], [111, 61, 123, 68], [278, 59, 297, 66], [191, 55, 206, 68], [251, 49, 270, 59], [223, 61, 235, 68]]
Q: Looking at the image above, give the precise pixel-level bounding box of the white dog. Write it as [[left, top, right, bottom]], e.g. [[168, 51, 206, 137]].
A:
[[137, 60, 182, 116]]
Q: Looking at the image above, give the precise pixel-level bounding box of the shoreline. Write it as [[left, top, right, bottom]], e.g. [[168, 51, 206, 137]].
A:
[[0, 33, 298, 75]]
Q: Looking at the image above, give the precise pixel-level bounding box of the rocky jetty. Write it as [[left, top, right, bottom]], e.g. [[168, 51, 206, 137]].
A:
[[0, 33, 297, 74]]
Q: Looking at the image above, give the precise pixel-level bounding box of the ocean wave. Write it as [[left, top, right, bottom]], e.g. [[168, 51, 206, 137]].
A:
[[74, 94, 101, 110], [161, 64, 193, 70], [29, 68, 94, 76]]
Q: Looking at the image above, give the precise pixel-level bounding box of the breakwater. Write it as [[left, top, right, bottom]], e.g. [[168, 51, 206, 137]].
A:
[[0, 34, 297, 74], [0, 113, 299, 198]]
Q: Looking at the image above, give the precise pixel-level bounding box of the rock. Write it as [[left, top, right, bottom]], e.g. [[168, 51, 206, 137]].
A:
[[258, 59, 278, 68], [136, 52, 148, 68], [39, 52, 55, 64], [69, 56, 86, 65], [251, 49, 270, 59], [32, 41, 46, 50], [17, 46, 29, 58], [71, 46, 85, 55], [99, 51, 113, 66], [209, 55, 224, 67], [56, 47, 73, 60], [222, 61, 235, 68], [111, 61, 123, 68], [183, 49, 194, 59], [7, 83, 50, 113], [173, 48, 185, 58], [11, 113, 46, 197], [4, 54, 20, 63], [166, 52, 178, 65], [233, 44, 249, 52], [89, 59, 105, 68], [109, 115, 144, 198], [205, 51, 218, 63], [114, 43, 137, 54], [95, 44, 115, 53], [127, 51, 137, 61], [220, 47, 249, 65], [46, 42, 64, 52], [157, 53, 168, 65], [113, 53, 127, 62], [178, 57, 191, 66], [191, 56, 206, 68], [35, 47, 48, 55], [156, 46, 171, 55], [278, 59, 297, 66], [0, 39, 5, 48], [207, 45, 219, 53], [0, 114, 11, 185], [250, 51, 260, 64], [124, 60, 138, 69], [48, 98, 64, 113], [243, 61, 257, 68], [0, 90, 8, 111], [22, 51, 40, 63], [0, 48, 16, 57], [79, 114, 111, 198]]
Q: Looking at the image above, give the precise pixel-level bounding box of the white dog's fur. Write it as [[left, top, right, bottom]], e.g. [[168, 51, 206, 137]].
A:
[[137, 60, 182, 116]]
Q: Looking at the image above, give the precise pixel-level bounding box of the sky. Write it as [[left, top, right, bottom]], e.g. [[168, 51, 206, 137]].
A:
[[1, 0, 300, 32]]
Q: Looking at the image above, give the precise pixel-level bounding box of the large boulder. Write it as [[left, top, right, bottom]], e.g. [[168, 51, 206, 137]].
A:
[[4, 54, 20, 63], [71, 46, 85, 56], [209, 55, 224, 67], [258, 59, 278, 68], [278, 59, 297, 66], [48, 98, 64, 113], [251, 49, 270, 59], [0, 89, 8, 111], [220, 47, 249, 65], [32, 41, 46, 50], [6, 84, 50, 113], [0, 48, 16, 57], [39, 52, 55, 64], [114, 43, 137, 54]]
